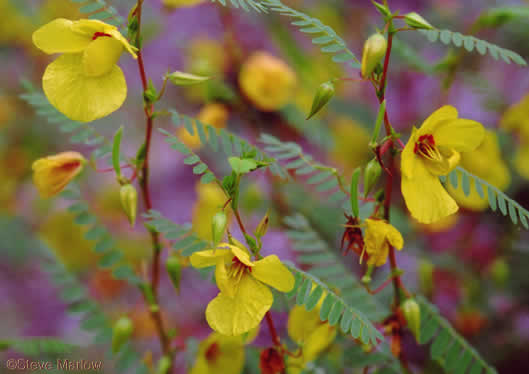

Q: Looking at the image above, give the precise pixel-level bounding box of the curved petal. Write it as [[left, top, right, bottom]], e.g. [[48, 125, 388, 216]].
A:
[[401, 127, 419, 179], [303, 324, 337, 363], [433, 119, 485, 152], [252, 255, 295, 292], [386, 224, 404, 250], [229, 245, 254, 267], [287, 304, 321, 344], [206, 276, 273, 336], [418, 105, 458, 136], [82, 37, 123, 77], [42, 54, 127, 122], [70, 19, 109, 36], [215, 258, 238, 298], [401, 159, 458, 224], [107, 29, 138, 58], [190, 249, 231, 268], [32, 18, 91, 54], [422, 148, 460, 176]]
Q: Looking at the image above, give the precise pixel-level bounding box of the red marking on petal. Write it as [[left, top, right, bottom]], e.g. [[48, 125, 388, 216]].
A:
[[92, 32, 112, 40]]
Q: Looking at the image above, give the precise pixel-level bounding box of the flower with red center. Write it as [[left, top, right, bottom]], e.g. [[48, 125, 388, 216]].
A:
[[32, 151, 85, 198], [190, 332, 246, 374], [401, 106, 485, 223]]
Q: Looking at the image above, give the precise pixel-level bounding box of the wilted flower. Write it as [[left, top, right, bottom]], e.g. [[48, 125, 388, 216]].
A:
[[401, 106, 485, 223], [32, 18, 137, 122], [32, 151, 85, 198], [190, 243, 294, 336], [239, 51, 296, 111], [363, 219, 403, 267]]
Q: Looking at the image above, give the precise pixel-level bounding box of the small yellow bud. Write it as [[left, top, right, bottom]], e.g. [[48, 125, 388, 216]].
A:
[[166, 255, 182, 293], [401, 298, 421, 341], [120, 184, 138, 226], [255, 211, 270, 238], [32, 151, 85, 198], [361, 33, 387, 78], [112, 316, 134, 353], [211, 211, 227, 245], [364, 158, 382, 197]]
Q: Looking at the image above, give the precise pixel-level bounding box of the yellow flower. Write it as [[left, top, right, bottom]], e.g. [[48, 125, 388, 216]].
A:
[[329, 117, 371, 170], [500, 93, 529, 142], [192, 183, 227, 241], [163, 0, 207, 8], [32, 18, 137, 122], [363, 219, 403, 267], [32, 151, 85, 198], [239, 51, 296, 111], [400, 106, 485, 223], [287, 287, 336, 374], [514, 145, 529, 180], [446, 130, 510, 210], [190, 243, 295, 336], [190, 332, 245, 374], [177, 103, 229, 150]]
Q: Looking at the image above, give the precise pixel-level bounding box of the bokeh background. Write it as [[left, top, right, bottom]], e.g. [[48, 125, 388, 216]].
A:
[[1, 0, 529, 373]]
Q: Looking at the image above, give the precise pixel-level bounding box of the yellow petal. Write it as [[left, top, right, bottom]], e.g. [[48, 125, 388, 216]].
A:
[[303, 324, 337, 363], [70, 19, 109, 35], [42, 54, 126, 122], [401, 159, 458, 224], [422, 147, 460, 176], [386, 223, 404, 250], [401, 127, 419, 179], [190, 249, 231, 268], [32, 151, 85, 198], [106, 29, 138, 58], [252, 255, 295, 292], [206, 276, 272, 336], [82, 37, 123, 77], [32, 18, 92, 54], [229, 244, 254, 267], [433, 119, 485, 152], [191, 332, 244, 374], [287, 304, 322, 344], [215, 258, 237, 298], [418, 105, 458, 136]]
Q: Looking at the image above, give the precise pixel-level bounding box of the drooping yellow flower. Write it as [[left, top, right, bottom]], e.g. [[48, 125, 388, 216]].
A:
[[363, 219, 403, 267], [190, 243, 294, 336], [446, 130, 510, 211], [177, 103, 229, 150], [287, 286, 336, 374], [163, 0, 207, 8], [239, 51, 296, 111], [32, 18, 137, 122], [400, 106, 485, 223], [32, 151, 85, 198], [190, 332, 245, 374]]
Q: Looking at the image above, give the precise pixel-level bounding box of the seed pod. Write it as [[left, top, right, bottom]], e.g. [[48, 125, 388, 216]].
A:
[[112, 317, 134, 354], [255, 211, 270, 238], [404, 12, 434, 30], [361, 33, 387, 78], [120, 184, 137, 226], [401, 298, 421, 341], [211, 211, 227, 245], [307, 81, 335, 120], [363, 158, 382, 197], [166, 255, 182, 293]]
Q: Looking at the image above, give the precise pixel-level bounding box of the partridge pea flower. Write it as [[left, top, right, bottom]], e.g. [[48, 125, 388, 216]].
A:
[[190, 332, 245, 374], [190, 243, 295, 336], [401, 106, 485, 223], [32, 151, 85, 198], [363, 219, 403, 267], [32, 19, 137, 122]]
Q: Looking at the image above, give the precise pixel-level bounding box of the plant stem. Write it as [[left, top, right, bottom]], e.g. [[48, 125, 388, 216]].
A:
[[134, 0, 173, 369]]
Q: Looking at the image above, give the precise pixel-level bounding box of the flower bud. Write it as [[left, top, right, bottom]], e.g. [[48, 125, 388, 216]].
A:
[[255, 211, 270, 238], [307, 81, 335, 119], [401, 298, 421, 341], [489, 257, 509, 286], [211, 211, 227, 245], [120, 184, 137, 226], [166, 71, 211, 86], [363, 158, 382, 197], [156, 356, 171, 374], [32, 151, 85, 198], [112, 316, 134, 354], [361, 34, 387, 78], [166, 255, 182, 293], [404, 12, 434, 30], [418, 260, 434, 295]]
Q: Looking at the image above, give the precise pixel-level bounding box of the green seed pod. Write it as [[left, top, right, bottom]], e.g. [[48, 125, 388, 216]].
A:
[[112, 316, 134, 354], [404, 12, 434, 30], [166, 255, 182, 293], [401, 298, 421, 341], [120, 184, 137, 227], [364, 158, 382, 197], [255, 211, 270, 238], [418, 260, 434, 295], [361, 33, 387, 78], [307, 81, 335, 120], [156, 356, 171, 374], [211, 211, 227, 245]]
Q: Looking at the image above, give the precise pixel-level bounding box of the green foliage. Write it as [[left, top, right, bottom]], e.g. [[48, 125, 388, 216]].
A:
[[285, 263, 384, 346], [69, 0, 125, 27], [143, 210, 210, 257], [476, 6, 529, 28], [19, 83, 113, 163], [211, 0, 268, 12], [417, 296, 497, 374], [343, 344, 400, 373], [284, 214, 386, 320], [0, 338, 77, 356], [442, 167, 529, 229], [419, 29, 527, 66]]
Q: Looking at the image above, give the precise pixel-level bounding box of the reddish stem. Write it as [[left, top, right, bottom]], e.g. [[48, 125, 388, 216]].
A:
[[265, 311, 281, 347]]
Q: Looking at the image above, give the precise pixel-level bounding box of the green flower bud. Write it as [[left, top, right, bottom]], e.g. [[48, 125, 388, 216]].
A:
[[418, 260, 434, 295], [307, 81, 335, 120], [166, 255, 182, 293], [156, 356, 171, 374], [361, 33, 387, 78], [112, 316, 134, 354], [255, 211, 270, 238], [404, 12, 434, 30], [489, 257, 509, 286], [212, 211, 227, 245], [364, 158, 382, 197], [401, 298, 421, 341], [120, 184, 138, 227], [166, 71, 211, 86]]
